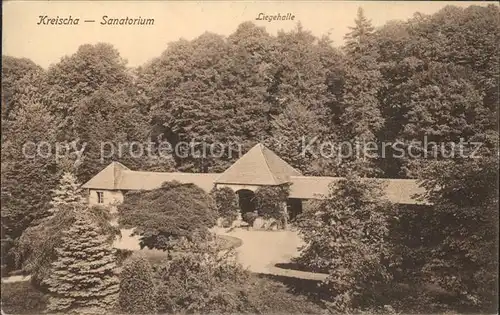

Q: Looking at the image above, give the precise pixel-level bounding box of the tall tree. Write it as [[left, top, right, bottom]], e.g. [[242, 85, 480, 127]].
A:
[[270, 23, 334, 131], [267, 24, 344, 175], [375, 5, 499, 177], [1, 102, 58, 243], [43, 43, 134, 139], [72, 88, 148, 182], [396, 62, 488, 176], [340, 8, 384, 176], [1, 56, 46, 122], [146, 34, 237, 172], [225, 22, 277, 153]]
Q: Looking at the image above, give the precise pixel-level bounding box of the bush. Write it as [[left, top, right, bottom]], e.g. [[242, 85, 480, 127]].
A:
[[296, 175, 393, 313], [1, 281, 48, 314], [242, 211, 258, 226], [254, 184, 290, 227], [210, 187, 239, 227], [119, 253, 157, 314], [118, 181, 217, 250], [154, 234, 251, 313]]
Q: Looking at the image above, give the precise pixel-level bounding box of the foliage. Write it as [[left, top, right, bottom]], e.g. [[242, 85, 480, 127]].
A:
[[72, 88, 149, 183], [375, 5, 499, 177], [0, 274, 329, 315], [210, 186, 239, 227], [143, 22, 342, 173], [269, 102, 332, 175], [0, 282, 48, 314], [254, 184, 290, 227], [267, 23, 340, 175], [118, 181, 217, 250], [413, 156, 498, 312], [1, 102, 59, 272], [43, 43, 133, 127], [339, 8, 384, 177], [1, 56, 46, 122], [119, 253, 157, 314], [153, 233, 251, 313], [42, 212, 120, 313], [49, 171, 85, 212], [242, 211, 258, 226], [296, 175, 393, 312], [12, 204, 120, 285]]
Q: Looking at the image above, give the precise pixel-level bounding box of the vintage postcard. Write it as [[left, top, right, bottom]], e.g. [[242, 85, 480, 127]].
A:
[[2, 1, 498, 314]]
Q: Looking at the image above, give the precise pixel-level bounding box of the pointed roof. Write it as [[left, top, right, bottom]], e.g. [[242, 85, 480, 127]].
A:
[[82, 161, 130, 190], [215, 143, 302, 185]]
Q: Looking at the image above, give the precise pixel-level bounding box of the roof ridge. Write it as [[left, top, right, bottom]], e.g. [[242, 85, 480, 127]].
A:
[[263, 144, 302, 176], [259, 143, 281, 185]]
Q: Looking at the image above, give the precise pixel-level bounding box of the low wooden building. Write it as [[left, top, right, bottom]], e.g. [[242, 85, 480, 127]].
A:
[[82, 143, 427, 216]]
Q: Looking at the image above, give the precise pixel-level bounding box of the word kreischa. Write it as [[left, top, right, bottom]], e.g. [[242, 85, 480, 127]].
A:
[[37, 15, 80, 25]]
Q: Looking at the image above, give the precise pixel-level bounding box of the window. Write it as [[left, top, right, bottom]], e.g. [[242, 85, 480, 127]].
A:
[[97, 191, 104, 204]]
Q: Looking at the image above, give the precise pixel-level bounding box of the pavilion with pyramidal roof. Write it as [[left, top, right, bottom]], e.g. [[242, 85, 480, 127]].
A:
[[83, 143, 426, 219]]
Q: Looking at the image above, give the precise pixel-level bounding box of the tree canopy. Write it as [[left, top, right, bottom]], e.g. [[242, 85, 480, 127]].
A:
[[117, 181, 217, 250]]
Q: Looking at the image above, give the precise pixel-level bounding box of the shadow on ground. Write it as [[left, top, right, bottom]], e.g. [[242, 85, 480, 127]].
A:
[[255, 272, 331, 302]]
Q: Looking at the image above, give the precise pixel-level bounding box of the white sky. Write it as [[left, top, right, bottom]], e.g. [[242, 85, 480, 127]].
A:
[[2, 1, 496, 69]]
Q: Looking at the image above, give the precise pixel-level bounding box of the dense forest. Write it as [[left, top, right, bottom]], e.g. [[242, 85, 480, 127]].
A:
[[1, 5, 499, 312]]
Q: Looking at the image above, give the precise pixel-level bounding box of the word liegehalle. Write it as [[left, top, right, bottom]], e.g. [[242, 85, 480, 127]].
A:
[[37, 15, 154, 25]]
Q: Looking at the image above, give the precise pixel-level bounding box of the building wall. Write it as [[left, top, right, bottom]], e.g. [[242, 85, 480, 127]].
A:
[[215, 183, 261, 192], [88, 189, 124, 212]]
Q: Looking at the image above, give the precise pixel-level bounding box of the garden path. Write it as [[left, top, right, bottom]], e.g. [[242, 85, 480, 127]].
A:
[[212, 227, 328, 281]]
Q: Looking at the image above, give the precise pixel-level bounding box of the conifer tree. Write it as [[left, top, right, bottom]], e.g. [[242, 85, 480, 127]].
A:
[[43, 213, 119, 313], [340, 8, 384, 176], [49, 172, 85, 212]]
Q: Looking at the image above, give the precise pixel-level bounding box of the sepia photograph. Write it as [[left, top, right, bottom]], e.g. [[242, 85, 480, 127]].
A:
[[1, 1, 499, 314]]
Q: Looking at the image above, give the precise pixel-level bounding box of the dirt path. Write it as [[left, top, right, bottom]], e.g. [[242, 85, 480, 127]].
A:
[[213, 227, 328, 281]]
